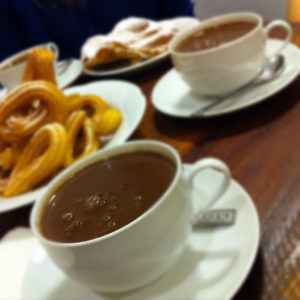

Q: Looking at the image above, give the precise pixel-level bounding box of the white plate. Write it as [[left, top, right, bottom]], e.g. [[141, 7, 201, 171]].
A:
[[0, 59, 83, 93], [83, 52, 169, 77], [14, 166, 260, 300], [152, 39, 300, 118], [56, 59, 83, 88], [0, 80, 146, 213]]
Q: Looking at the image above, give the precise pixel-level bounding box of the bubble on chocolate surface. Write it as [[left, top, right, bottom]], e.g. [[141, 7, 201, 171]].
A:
[[108, 204, 118, 211], [107, 220, 117, 228], [62, 212, 73, 222], [84, 194, 106, 210], [64, 220, 84, 235], [134, 195, 143, 201], [102, 215, 112, 222]]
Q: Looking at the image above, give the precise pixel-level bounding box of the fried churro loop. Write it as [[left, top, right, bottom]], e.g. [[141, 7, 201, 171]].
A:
[[4, 123, 67, 197], [22, 48, 57, 85], [66, 94, 109, 123], [0, 81, 66, 142], [0, 145, 21, 194], [66, 94, 122, 135], [0, 171, 10, 195], [94, 107, 122, 135], [65, 111, 100, 166], [0, 146, 20, 171]]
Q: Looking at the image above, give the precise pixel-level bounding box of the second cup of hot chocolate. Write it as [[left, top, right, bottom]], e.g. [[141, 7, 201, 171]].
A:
[[31, 140, 232, 293], [170, 12, 292, 97]]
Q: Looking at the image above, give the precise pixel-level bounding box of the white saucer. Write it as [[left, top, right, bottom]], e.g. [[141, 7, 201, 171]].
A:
[[19, 166, 260, 300], [0, 80, 146, 213], [152, 39, 300, 118]]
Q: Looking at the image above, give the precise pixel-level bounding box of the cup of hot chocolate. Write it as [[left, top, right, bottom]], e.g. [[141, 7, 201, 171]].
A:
[[31, 140, 232, 293], [170, 12, 292, 96]]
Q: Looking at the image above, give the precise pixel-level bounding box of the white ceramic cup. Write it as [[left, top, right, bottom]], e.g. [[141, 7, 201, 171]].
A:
[[170, 12, 292, 97], [0, 42, 59, 91], [31, 140, 231, 293]]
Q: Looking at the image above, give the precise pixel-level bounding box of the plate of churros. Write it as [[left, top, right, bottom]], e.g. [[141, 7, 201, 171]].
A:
[[81, 17, 199, 77], [0, 48, 146, 213]]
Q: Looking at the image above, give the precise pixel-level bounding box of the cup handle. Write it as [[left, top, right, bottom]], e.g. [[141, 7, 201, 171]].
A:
[[184, 158, 231, 226], [264, 20, 293, 58]]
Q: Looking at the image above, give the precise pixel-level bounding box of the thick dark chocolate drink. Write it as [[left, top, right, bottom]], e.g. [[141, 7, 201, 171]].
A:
[[40, 151, 176, 243], [177, 21, 257, 53]]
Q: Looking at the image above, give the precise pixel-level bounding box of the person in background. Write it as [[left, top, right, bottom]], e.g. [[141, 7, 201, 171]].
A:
[[0, 0, 193, 61]]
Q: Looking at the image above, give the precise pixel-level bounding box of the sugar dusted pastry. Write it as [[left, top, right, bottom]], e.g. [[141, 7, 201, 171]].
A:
[[81, 17, 199, 69], [112, 17, 150, 33], [81, 35, 147, 69]]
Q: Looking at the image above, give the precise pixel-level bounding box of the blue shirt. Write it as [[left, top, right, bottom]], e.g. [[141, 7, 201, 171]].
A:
[[0, 0, 193, 61]]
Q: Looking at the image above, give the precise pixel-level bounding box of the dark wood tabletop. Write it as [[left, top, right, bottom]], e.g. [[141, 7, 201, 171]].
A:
[[1, 22, 300, 300]]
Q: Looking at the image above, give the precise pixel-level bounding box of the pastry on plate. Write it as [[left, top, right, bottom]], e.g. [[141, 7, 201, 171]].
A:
[[81, 17, 199, 69]]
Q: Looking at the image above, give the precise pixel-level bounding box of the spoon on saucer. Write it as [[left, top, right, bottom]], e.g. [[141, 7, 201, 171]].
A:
[[193, 209, 237, 227], [192, 54, 285, 117]]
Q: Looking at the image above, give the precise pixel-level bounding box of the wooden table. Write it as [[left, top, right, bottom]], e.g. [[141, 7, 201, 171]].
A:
[[1, 23, 300, 300]]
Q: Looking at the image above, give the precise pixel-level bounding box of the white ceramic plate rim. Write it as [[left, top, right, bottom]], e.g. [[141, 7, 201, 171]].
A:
[[152, 39, 300, 118], [83, 51, 169, 77], [0, 80, 146, 213], [185, 164, 260, 300], [222, 193, 259, 300], [57, 59, 83, 89]]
